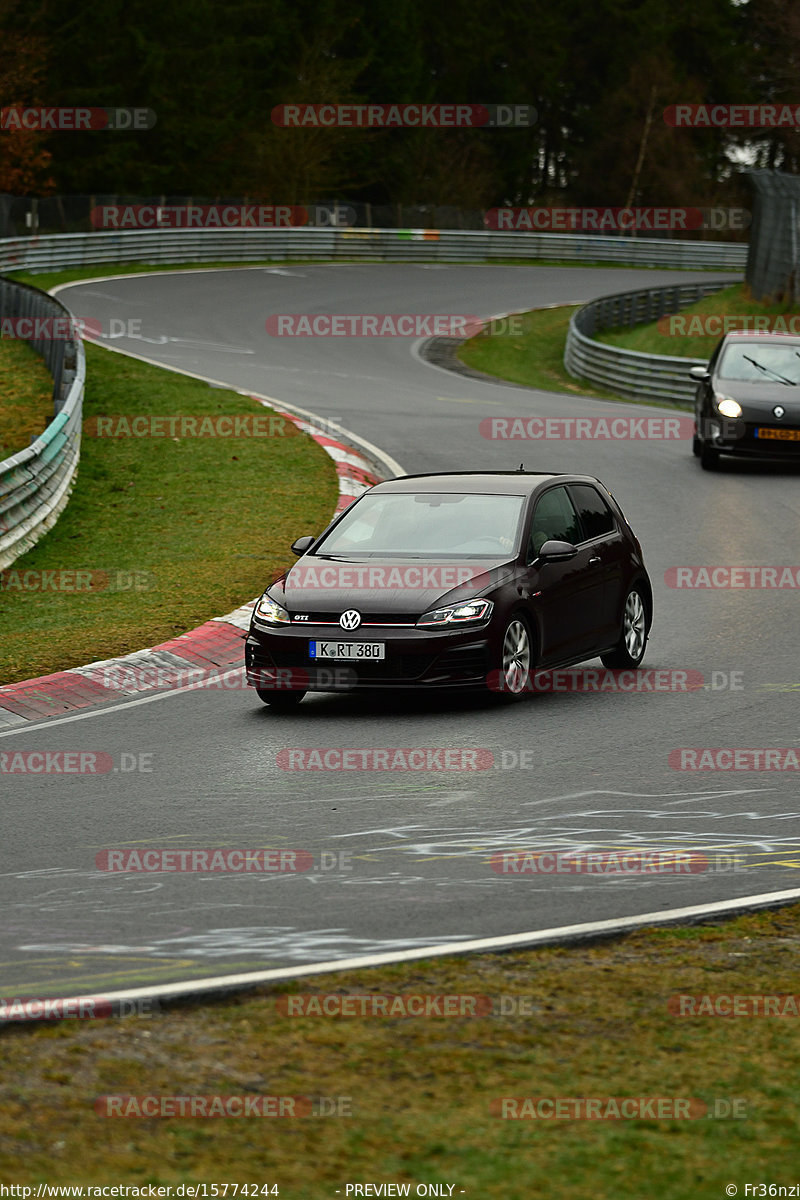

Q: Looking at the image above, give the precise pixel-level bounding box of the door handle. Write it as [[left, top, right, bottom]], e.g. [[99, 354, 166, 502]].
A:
[[588, 555, 601, 566]]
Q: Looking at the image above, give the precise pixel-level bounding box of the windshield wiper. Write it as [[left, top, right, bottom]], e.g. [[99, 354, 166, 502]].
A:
[[743, 355, 797, 385]]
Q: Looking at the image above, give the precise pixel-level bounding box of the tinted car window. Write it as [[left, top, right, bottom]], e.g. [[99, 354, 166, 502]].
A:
[[570, 484, 616, 541], [528, 487, 581, 557], [316, 491, 526, 557]]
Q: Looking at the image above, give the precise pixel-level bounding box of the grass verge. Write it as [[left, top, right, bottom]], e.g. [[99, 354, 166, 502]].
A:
[[1, 902, 799, 1195], [456, 284, 782, 405], [595, 281, 797, 360], [0, 342, 338, 684], [0, 337, 55, 456], [457, 303, 635, 402]]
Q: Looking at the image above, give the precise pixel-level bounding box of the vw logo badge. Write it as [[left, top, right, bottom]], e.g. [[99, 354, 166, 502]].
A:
[[774, 405, 786, 419], [340, 609, 362, 630]]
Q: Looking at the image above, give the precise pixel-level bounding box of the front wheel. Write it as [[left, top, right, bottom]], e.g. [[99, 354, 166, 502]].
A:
[[256, 688, 306, 708], [600, 587, 648, 669], [492, 614, 533, 698]]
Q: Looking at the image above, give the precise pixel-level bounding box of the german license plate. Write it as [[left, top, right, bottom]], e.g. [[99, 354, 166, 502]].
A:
[[310, 641, 385, 660], [755, 427, 800, 441]]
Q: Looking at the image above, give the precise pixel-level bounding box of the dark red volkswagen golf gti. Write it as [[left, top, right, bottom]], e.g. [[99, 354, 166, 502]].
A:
[[245, 471, 653, 707]]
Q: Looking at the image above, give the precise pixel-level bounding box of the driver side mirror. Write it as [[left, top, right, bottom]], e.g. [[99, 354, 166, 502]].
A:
[[536, 539, 578, 563], [689, 366, 709, 382], [291, 535, 316, 556]]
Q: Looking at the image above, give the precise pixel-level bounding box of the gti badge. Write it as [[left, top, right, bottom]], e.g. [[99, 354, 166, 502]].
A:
[[340, 610, 362, 630]]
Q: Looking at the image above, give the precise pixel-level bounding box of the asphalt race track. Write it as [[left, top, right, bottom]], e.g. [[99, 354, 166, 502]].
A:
[[5, 261, 800, 1003]]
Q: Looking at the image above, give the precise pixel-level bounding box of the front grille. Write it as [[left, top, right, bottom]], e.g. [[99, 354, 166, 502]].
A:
[[291, 613, 417, 626]]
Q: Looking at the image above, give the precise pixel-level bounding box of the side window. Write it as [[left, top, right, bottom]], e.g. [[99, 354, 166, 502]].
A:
[[528, 487, 581, 558], [570, 484, 616, 541]]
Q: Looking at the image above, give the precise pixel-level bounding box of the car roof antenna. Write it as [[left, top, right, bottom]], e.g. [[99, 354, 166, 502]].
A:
[[517, 462, 525, 471]]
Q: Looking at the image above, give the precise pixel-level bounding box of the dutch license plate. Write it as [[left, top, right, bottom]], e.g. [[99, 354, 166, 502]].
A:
[[310, 641, 386, 660], [755, 427, 800, 441]]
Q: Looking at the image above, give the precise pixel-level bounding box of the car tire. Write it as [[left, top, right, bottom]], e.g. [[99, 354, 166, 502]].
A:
[[600, 587, 648, 669], [692, 433, 701, 457], [700, 442, 720, 470], [492, 614, 534, 698], [256, 688, 306, 708]]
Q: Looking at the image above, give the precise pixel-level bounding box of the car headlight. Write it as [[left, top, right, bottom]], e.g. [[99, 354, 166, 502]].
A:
[[715, 394, 742, 419], [417, 598, 494, 627], [253, 593, 291, 625]]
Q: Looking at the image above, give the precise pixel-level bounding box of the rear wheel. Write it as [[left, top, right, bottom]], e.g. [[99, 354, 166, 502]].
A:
[[600, 587, 648, 669], [256, 688, 306, 708], [692, 433, 701, 457]]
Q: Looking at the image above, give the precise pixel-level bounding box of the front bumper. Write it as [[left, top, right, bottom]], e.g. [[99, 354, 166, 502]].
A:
[[245, 621, 493, 692], [702, 416, 800, 459]]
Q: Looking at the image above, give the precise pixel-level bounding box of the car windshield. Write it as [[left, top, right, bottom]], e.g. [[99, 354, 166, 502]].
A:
[[313, 491, 526, 558], [717, 342, 800, 385]]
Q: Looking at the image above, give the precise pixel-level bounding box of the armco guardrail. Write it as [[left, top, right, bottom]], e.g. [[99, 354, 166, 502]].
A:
[[0, 230, 745, 569], [0, 279, 85, 570], [0, 227, 748, 273], [563, 280, 734, 405]]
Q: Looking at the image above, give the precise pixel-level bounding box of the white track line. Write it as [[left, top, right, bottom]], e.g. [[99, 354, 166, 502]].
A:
[[8, 885, 800, 1020]]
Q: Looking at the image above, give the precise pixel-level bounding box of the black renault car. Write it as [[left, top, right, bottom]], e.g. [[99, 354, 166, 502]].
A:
[[691, 331, 800, 469], [245, 471, 653, 706]]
